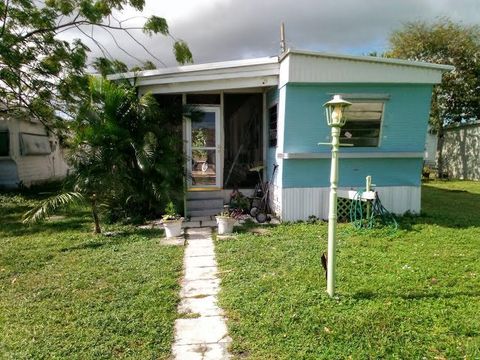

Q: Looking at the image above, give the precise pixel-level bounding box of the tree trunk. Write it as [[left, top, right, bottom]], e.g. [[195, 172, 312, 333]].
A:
[[91, 194, 101, 234], [436, 126, 445, 178]]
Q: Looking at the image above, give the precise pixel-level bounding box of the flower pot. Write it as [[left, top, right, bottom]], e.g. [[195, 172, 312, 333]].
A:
[[163, 219, 183, 238], [216, 216, 236, 235]]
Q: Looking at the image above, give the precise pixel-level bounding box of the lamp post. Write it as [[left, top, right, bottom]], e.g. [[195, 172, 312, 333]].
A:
[[323, 95, 351, 297]]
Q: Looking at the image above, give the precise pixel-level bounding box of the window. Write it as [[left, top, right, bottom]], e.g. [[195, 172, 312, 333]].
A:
[[268, 104, 278, 147], [20, 133, 51, 155], [341, 102, 384, 147], [0, 130, 9, 156]]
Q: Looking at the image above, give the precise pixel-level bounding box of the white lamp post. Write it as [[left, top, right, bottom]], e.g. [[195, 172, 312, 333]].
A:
[[323, 95, 351, 297]]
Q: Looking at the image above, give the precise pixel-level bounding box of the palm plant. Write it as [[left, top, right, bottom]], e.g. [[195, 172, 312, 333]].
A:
[[23, 77, 189, 232]]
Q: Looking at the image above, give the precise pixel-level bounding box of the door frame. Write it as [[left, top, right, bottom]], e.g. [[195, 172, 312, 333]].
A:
[[186, 106, 222, 189]]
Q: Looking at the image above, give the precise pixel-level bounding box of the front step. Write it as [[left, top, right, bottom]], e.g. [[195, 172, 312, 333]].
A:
[[186, 190, 225, 218], [187, 190, 223, 200], [188, 208, 223, 217], [187, 198, 224, 210]]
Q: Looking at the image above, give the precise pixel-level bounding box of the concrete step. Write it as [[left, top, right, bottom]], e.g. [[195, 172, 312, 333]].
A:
[[187, 198, 224, 211], [189, 216, 214, 222], [188, 208, 223, 217], [187, 191, 223, 200]]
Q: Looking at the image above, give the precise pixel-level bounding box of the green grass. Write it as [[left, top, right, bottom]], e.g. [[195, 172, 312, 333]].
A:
[[215, 180, 480, 359], [0, 192, 183, 359]]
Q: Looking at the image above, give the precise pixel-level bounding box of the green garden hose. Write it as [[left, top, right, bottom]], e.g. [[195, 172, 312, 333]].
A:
[[349, 190, 398, 230]]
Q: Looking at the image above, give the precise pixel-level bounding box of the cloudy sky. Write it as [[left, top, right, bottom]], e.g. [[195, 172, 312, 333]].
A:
[[71, 0, 480, 68]]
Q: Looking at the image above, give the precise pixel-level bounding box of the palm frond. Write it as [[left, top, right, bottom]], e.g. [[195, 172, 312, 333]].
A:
[[22, 192, 85, 224]]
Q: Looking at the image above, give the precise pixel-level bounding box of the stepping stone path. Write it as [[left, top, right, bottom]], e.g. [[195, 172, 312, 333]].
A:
[[172, 227, 231, 359]]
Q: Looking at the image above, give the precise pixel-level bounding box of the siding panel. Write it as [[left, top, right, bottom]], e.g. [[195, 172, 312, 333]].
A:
[[281, 186, 420, 221]]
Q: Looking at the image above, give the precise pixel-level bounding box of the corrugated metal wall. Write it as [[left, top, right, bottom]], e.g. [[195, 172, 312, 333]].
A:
[[442, 123, 480, 180]]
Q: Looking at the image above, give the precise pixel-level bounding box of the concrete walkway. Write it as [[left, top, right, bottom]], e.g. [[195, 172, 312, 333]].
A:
[[172, 227, 231, 360]]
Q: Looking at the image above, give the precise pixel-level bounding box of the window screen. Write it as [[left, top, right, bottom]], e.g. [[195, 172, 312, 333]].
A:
[[20, 133, 51, 155], [0, 131, 9, 156], [223, 93, 263, 188], [341, 102, 384, 147], [268, 105, 278, 147]]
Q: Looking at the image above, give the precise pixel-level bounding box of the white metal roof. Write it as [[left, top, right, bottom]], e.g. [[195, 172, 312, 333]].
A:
[[279, 49, 452, 85], [108, 56, 280, 93], [107, 48, 453, 92], [107, 56, 279, 81], [281, 49, 454, 72]]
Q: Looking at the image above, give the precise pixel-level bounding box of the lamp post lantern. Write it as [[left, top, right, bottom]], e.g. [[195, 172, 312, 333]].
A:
[[323, 95, 351, 297]]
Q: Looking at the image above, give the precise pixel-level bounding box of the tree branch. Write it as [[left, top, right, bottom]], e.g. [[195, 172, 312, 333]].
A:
[[0, 0, 9, 37], [124, 29, 167, 67], [98, 26, 145, 64], [118, 16, 148, 25], [75, 25, 113, 60], [20, 19, 143, 41]]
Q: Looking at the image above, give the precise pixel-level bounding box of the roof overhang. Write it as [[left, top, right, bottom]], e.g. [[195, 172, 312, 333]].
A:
[[108, 57, 280, 94], [279, 49, 453, 87]]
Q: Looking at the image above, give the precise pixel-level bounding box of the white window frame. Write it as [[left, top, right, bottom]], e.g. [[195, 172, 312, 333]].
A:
[[336, 94, 389, 148]]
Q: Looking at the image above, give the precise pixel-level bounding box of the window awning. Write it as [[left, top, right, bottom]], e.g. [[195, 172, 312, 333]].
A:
[[20, 133, 51, 155]]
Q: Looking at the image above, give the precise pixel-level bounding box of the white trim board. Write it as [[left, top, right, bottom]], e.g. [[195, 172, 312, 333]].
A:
[[277, 152, 424, 159], [139, 76, 278, 95]]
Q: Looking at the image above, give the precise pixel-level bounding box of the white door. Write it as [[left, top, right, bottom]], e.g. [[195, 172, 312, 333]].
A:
[[187, 107, 221, 188]]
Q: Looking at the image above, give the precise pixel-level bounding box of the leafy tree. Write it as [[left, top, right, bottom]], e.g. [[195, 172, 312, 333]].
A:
[[92, 57, 157, 76], [92, 57, 129, 77], [387, 19, 480, 175], [24, 77, 192, 232], [0, 0, 193, 131], [129, 60, 157, 72]]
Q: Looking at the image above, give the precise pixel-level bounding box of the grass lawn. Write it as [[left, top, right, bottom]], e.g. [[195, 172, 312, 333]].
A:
[[216, 180, 480, 359], [0, 192, 183, 359]]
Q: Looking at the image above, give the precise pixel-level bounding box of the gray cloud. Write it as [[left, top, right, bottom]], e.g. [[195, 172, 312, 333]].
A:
[[67, 0, 480, 68]]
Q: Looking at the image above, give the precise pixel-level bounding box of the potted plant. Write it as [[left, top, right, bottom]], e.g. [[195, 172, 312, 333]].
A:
[[215, 206, 239, 235], [161, 201, 183, 238]]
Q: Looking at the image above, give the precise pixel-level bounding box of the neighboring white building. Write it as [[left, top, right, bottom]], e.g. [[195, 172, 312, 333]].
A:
[[424, 128, 438, 167], [442, 121, 480, 180], [0, 115, 69, 188]]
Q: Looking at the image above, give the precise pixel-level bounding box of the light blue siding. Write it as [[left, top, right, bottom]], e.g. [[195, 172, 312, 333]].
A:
[[281, 83, 433, 188], [266, 147, 276, 180], [283, 83, 433, 153], [283, 158, 423, 188]]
